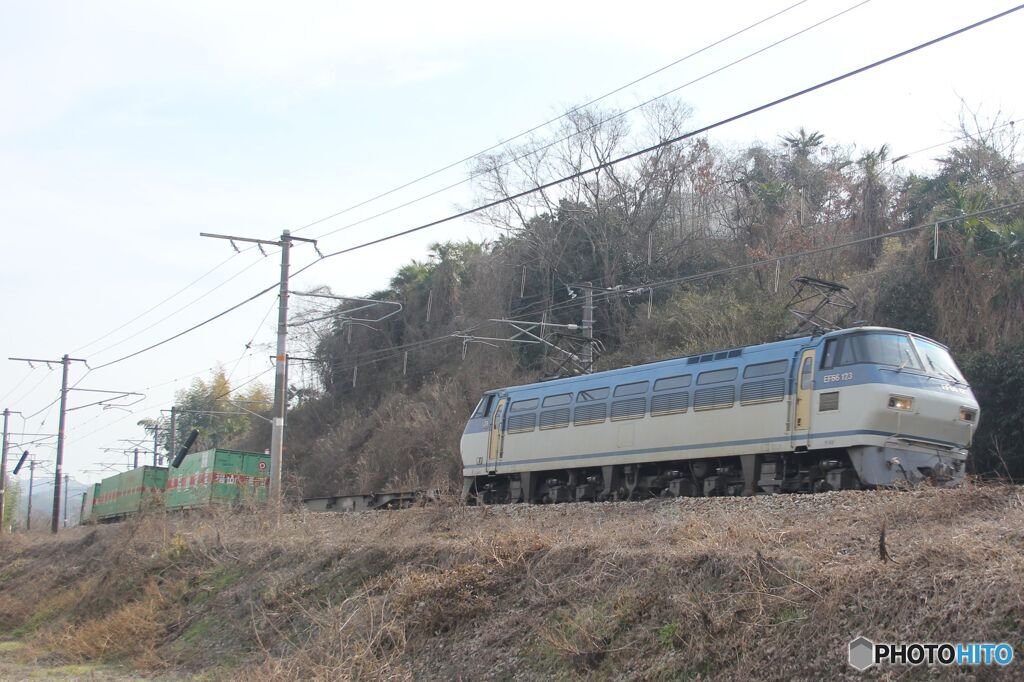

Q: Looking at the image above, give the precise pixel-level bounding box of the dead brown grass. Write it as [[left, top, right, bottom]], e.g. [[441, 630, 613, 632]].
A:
[[39, 578, 184, 668], [0, 485, 1022, 680]]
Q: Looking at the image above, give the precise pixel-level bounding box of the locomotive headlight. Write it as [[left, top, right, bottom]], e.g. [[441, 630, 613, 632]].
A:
[[959, 407, 977, 422], [888, 395, 914, 411]]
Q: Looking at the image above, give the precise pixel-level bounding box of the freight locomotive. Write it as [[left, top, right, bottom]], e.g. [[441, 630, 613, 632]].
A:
[[460, 327, 979, 504]]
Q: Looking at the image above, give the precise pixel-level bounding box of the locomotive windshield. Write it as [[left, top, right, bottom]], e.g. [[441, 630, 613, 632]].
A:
[[913, 337, 967, 383], [821, 332, 921, 370], [822, 331, 968, 384]]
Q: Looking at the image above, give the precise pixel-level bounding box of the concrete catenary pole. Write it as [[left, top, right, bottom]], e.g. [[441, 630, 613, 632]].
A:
[[8, 355, 86, 533], [52, 355, 72, 533], [168, 406, 177, 463], [581, 283, 594, 374], [26, 460, 35, 532], [79, 491, 87, 526], [200, 229, 319, 506], [133, 448, 139, 469], [269, 230, 292, 504], [0, 409, 10, 534], [62, 473, 69, 528]]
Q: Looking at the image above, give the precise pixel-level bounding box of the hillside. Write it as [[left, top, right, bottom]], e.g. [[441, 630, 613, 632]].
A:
[[270, 106, 1022, 499], [1, 484, 1021, 680], [124, 104, 1024, 504]]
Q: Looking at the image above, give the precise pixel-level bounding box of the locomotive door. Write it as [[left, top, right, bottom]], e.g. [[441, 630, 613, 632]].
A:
[[792, 349, 816, 447], [486, 397, 508, 472]]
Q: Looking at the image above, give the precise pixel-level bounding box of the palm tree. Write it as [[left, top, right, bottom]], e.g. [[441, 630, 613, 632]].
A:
[[781, 127, 825, 158]]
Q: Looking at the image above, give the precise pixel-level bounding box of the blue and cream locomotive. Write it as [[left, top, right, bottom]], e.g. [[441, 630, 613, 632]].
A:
[[461, 327, 978, 503]]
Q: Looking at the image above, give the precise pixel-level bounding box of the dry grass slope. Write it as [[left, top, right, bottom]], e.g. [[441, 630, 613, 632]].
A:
[[0, 485, 1022, 680]]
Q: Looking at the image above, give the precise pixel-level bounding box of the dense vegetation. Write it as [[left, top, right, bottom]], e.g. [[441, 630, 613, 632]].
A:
[[200, 102, 1024, 495]]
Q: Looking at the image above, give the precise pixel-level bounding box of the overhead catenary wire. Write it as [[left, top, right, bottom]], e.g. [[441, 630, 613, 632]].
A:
[[0, 367, 36, 404], [52, 3, 1024, 379], [88, 282, 279, 371], [283, 0, 814, 238], [86, 250, 275, 360], [70, 252, 242, 355], [892, 117, 1023, 163], [67, 366, 275, 446], [309, 0, 873, 243], [318, 200, 1024, 375], [301, 3, 1024, 263], [500, 200, 1024, 323]]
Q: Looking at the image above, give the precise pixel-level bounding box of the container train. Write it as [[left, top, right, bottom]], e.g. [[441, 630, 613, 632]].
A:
[[87, 448, 269, 522], [460, 326, 979, 504]]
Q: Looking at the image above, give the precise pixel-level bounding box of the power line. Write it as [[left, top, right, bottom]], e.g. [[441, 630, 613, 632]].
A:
[[299, 3, 1024, 263], [86, 251, 273, 360], [308, 0, 872, 243], [892, 117, 1023, 163], [52, 3, 1024, 380], [0, 366, 37, 404], [318, 200, 1024, 375], [282, 0, 814, 239], [519, 200, 1024, 321], [67, 366, 275, 446], [226, 297, 278, 385], [70, 252, 242, 355], [88, 283, 279, 371], [4, 365, 55, 409]]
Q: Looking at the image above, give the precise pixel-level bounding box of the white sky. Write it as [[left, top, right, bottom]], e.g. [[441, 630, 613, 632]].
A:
[[2, 0, 1022, 485]]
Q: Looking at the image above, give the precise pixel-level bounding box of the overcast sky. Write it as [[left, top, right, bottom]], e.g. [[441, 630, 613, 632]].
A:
[[2, 0, 1022, 487]]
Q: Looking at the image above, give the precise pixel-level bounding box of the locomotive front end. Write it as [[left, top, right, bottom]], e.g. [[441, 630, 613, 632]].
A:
[[818, 329, 978, 487]]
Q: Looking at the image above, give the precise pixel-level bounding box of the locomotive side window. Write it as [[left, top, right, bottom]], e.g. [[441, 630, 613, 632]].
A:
[[742, 360, 788, 378], [542, 393, 572, 408], [509, 398, 539, 412], [654, 374, 691, 391], [472, 395, 495, 418], [821, 339, 838, 369], [577, 387, 609, 402], [614, 381, 649, 397], [697, 367, 738, 385]]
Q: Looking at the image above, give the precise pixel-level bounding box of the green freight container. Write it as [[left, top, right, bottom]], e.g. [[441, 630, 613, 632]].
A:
[[82, 483, 100, 521], [93, 466, 168, 521], [164, 448, 270, 511]]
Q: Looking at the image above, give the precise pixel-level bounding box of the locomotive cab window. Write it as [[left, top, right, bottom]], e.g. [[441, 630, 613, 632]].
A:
[[472, 395, 495, 419], [822, 332, 922, 370], [913, 337, 967, 383]]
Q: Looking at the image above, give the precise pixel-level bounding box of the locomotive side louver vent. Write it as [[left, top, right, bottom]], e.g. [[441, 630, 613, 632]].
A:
[[539, 408, 570, 430], [740, 378, 786, 405], [694, 385, 735, 411], [611, 398, 646, 421], [819, 391, 840, 411], [651, 392, 689, 416], [574, 403, 607, 425], [507, 414, 536, 433]]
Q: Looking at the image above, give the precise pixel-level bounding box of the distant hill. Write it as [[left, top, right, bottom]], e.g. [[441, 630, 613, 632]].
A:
[[12, 475, 92, 529]]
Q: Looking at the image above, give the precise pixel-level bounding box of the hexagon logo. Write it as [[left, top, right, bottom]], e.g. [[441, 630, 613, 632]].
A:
[[848, 636, 875, 671]]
